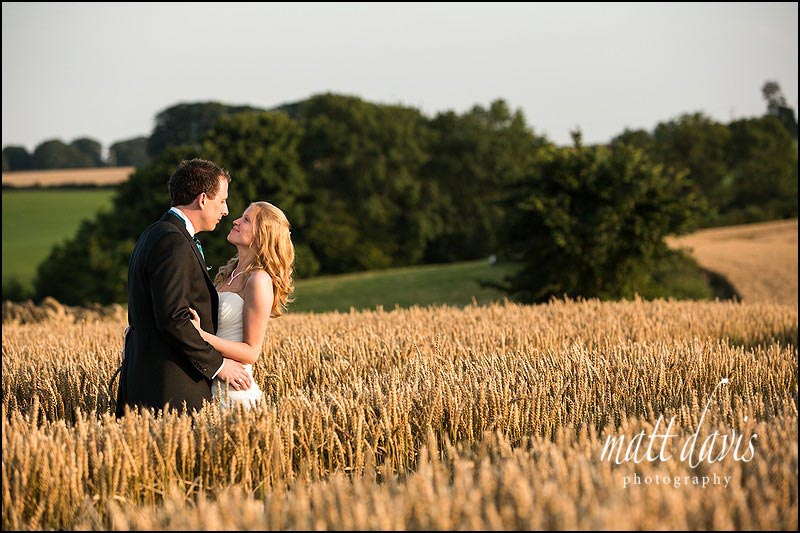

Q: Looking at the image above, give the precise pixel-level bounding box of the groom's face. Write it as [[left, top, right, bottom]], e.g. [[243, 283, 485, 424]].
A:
[[200, 176, 229, 231]]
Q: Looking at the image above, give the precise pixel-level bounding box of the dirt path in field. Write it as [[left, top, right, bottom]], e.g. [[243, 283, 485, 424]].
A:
[[667, 219, 798, 306]]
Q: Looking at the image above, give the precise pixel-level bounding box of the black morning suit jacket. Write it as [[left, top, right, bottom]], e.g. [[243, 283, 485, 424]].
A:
[[115, 211, 223, 417]]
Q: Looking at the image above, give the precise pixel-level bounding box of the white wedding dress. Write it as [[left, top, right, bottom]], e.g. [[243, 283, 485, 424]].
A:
[[211, 291, 263, 409]]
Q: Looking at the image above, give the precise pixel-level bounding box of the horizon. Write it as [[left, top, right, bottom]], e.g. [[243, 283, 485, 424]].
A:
[[0, 89, 793, 156]]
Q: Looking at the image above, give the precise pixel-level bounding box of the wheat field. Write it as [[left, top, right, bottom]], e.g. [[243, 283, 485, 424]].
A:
[[2, 298, 797, 530], [1, 166, 134, 187], [667, 218, 798, 307]]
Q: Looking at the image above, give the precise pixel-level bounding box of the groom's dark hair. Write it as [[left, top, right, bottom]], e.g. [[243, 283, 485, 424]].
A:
[[169, 158, 231, 206]]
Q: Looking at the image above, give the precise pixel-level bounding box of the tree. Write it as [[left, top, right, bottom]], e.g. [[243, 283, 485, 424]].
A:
[[4, 138, 101, 170], [610, 128, 653, 153], [31, 139, 89, 169], [35, 147, 188, 304], [71, 137, 104, 167], [762, 80, 798, 139], [421, 100, 549, 262], [650, 113, 732, 216], [35, 111, 318, 305], [725, 116, 798, 220], [2, 146, 32, 171], [496, 133, 706, 303], [297, 93, 434, 273], [109, 136, 151, 167], [147, 102, 264, 158], [200, 111, 319, 278]]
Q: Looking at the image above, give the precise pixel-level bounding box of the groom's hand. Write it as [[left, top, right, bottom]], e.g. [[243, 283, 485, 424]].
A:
[[216, 359, 252, 390]]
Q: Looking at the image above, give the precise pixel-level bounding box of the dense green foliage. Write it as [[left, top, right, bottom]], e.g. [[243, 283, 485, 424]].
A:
[[33, 94, 552, 305], [5, 85, 796, 306], [200, 111, 318, 278], [3, 135, 147, 171], [297, 94, 436, 272], [612, 112, 798, 226], [2, 146, 32, 171], [147, 102, 264, 158], [421, 101, 547, 262], [6, 137, 104, 170], [108, 137, 151, 167], [496, 133, 707, 302], [724, 117, 798, 223], [762, 80, 798, 139]]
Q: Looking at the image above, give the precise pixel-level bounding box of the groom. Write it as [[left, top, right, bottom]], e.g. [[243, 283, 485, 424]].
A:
[[115, 158, 252, 417]]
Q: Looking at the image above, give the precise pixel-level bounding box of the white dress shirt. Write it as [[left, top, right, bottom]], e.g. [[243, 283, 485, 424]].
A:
[[168, 207, 196, 237]]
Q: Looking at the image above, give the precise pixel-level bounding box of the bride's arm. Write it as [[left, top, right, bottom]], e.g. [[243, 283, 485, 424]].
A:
[[188, 272, 273, 365]]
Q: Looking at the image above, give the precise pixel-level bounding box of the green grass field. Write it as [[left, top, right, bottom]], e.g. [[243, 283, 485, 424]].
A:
[[2, 189, 116, 290], [291, 259, 518, 313], [286, 250, 727, 313]]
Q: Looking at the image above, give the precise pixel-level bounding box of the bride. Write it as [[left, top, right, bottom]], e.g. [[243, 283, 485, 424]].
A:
[[188, 201, 295, 409]]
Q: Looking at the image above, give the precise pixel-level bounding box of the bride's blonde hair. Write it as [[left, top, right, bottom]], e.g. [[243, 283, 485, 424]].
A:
[[215, 201, 295, 317]]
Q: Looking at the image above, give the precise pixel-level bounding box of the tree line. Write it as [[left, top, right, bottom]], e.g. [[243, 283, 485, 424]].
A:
[[7, 82, 798, 305], [2, 136, 151, 170], [2, 102, 276, 171]]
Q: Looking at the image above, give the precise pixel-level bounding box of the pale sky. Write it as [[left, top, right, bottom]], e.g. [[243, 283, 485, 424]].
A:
[[2, 2, 798, 154]]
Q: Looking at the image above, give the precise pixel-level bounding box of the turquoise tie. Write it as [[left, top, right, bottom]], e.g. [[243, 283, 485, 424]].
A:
[[192, 236, 205, 260]]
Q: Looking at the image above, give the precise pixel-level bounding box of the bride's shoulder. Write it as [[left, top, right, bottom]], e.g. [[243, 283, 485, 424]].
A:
[[245, 270, 274, 291], [244, 270, 274, 307]]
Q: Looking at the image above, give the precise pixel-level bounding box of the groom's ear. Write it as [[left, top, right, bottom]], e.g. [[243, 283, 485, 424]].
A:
[[196, 192, 207, 208]]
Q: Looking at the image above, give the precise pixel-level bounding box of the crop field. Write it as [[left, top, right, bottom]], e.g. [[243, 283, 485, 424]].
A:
[[1, 166, 134, 187], [2, 298, 797, 530], [667, 218, 798, 306]]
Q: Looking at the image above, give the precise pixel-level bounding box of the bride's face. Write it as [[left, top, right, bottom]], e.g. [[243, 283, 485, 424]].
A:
[[227, 206, 255, 247]]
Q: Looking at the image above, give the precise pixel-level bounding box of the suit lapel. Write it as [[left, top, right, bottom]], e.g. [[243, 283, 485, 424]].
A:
[[161, 211, 215, 286], [160, 212, 219, 330]]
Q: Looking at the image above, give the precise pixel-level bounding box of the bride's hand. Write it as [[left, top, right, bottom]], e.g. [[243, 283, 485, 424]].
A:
[[187, 308, 202, 332]]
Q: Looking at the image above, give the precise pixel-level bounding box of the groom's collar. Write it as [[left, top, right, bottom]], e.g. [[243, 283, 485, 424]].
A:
[[168, 207, 196, 237]]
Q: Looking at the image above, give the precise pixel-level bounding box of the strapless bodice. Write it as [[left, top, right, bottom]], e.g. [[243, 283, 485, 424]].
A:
[[212, 290, 262, 408], [216, 291, 245, 342]]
